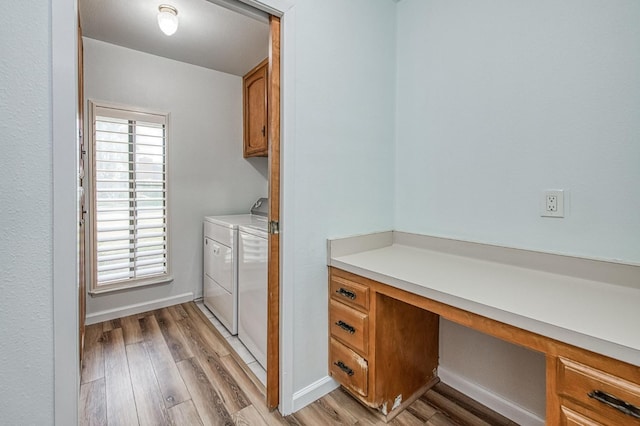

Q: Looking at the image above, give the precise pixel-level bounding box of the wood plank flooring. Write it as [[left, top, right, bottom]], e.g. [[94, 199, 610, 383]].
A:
[[80, 302, 517, 425]]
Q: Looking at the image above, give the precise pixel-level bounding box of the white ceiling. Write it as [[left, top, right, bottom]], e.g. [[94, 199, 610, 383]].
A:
[[79, 0, 270, 76]]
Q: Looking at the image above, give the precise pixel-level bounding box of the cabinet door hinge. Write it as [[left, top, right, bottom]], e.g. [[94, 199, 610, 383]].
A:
[[269, 220, 279, 235]]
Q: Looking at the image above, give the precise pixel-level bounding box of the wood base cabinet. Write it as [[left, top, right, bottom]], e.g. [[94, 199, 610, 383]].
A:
[[330, 267, 640, 424], [551, 353, 640, 425], [328, 268, 439, 420]]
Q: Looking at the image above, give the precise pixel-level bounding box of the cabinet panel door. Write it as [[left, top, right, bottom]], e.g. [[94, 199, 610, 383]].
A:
[[243, 60, 268, 157]]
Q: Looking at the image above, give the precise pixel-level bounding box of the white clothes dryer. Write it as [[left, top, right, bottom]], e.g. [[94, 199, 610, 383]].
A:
[[203, 198, 267, 335]]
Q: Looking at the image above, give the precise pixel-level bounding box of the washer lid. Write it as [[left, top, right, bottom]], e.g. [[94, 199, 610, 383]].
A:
[[204, 214, 255, 228], [239, 219, 268, 238], [204, 198, 268, 228]]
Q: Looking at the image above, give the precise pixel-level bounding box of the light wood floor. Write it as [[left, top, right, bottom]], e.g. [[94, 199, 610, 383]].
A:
[[80, 302, 517, 425]]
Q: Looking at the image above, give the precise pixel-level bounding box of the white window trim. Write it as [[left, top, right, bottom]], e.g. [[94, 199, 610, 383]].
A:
[[87, 100, 173, 295]]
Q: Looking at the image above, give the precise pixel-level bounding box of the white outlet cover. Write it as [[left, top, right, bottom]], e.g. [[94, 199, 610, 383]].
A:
[[541, 190, 564, 218]]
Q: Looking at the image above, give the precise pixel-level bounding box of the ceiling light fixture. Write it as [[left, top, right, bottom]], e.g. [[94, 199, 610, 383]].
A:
[[157, 5, 179, 36]]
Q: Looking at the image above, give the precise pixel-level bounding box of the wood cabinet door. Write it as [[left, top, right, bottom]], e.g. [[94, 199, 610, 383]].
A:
[[243, 59, 268, 157]]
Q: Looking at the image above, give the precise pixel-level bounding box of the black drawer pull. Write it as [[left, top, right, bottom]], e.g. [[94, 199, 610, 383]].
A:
[[334, 361, 354, 376], [588, 390, 640, 419], [335, 320, 356, 334], [336, 287, 356, 300]]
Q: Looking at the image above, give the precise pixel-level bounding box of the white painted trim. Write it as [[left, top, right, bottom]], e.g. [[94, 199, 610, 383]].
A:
[[52, 0, 80, 425], [438, 367, 544, 426], [277, 3, 297, 416], [238, 0, 294, 16], [85, 292, 194, 325], [292, 376, 340, 413], [86, 100, 173, 294], [206, 0, 270, 22]]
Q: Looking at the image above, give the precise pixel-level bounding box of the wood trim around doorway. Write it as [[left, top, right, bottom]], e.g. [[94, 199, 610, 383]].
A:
[[77, 13, 87, 366], [267, 14, 281, 410]]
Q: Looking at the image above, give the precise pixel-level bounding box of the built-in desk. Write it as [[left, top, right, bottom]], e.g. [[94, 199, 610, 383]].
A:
[[327, 231, 640, 424]]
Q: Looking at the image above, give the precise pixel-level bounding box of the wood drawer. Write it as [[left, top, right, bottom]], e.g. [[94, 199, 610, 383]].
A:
[[329, 338, 368, 398], [557, 357, 640, 424], [561, 404, 603, 426], [330, 275, 369, 312], [329, 299, 368, 356]]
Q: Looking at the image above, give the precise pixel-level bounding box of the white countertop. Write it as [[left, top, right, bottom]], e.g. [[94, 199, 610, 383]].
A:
[[328, 232, 640, 367]]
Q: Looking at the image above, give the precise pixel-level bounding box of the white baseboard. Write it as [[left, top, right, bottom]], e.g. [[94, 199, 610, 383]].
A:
[[85, 292, 194, 325], [291, 376, 340, 413], [438, 367, 544, 426]]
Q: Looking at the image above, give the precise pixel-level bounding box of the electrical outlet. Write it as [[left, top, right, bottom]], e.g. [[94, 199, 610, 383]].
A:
[[547, 194, 558, 212], [541, 190, 564, 218]]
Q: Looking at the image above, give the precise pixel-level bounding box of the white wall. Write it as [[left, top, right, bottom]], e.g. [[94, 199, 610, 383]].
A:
[[395, 0, 640, 420], [83, 38, 268, 317], [439, 320, 546, 420], [0, 2, 55, 424], [287, 0, 397, 391]]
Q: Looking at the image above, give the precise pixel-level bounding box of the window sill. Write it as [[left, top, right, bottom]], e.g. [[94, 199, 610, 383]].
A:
[[89, 275, 174, 296]]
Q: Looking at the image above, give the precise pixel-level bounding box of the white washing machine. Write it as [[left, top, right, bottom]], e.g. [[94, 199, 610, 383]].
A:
[[203, 198, 267, 335], [238, 221, 268, 369]]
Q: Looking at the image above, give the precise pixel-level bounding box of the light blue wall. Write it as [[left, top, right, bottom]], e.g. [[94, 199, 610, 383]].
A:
[[2, 0, 396, 419], [289, 0, 396, 390], [8, 0, 639, 421], [0, 2, 55, 424], [394, 0, 640, 419], [395, 0, 640, 264]]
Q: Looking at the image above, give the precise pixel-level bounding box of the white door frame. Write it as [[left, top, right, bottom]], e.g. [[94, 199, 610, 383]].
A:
[[52, 0, 80, 424], [52, 0, 296, 422]]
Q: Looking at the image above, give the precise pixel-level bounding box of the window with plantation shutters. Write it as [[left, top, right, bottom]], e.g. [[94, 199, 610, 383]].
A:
[[89, 102, 171, 291]]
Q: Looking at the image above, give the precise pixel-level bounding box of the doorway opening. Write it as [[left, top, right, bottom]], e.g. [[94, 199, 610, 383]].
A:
[[77, 0, 282, 412]]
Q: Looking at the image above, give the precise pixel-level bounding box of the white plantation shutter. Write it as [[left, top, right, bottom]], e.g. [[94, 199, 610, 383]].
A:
[[91, 103, 169, 288]]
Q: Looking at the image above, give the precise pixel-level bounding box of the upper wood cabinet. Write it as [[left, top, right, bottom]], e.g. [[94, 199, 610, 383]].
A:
[[243, 58, 268, 158]]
